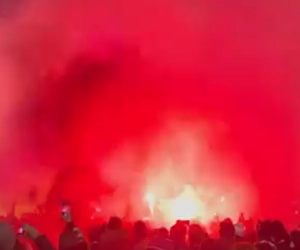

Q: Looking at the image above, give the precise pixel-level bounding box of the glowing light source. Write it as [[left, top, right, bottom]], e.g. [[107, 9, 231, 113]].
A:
[[144, 185, 206, 223], [164, 185, 204, 221], [100, 120, 254, 225], [144, 191, 155, 215]]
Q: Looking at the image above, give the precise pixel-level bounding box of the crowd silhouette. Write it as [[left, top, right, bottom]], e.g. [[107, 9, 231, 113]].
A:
[[0, 204, 299, 250]]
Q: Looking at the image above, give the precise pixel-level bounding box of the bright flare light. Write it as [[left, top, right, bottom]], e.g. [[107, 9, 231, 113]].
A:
[[144, 184, 206, 224], [168, 185, 203, 220], [104, 120, 255, 225], [144, 191, 155, 215]]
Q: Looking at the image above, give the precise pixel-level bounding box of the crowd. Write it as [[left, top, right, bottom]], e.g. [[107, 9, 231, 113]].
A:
[[0, 204, 299, 250]]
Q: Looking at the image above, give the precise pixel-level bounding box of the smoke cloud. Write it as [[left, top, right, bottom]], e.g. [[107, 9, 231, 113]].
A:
[[0, 0, 299, 223]]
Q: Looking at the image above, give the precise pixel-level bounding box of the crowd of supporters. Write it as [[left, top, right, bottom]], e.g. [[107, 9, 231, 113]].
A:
[[0, 204, 300, 250]]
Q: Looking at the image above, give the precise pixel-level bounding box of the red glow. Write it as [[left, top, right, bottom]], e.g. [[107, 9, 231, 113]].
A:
[[0, 0, 298, 229], [92, 120, 256, 226], [154, 184, 204, 222]]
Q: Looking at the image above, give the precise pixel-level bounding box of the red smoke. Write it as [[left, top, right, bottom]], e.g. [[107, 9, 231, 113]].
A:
[[0, 0, 299, 226]]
